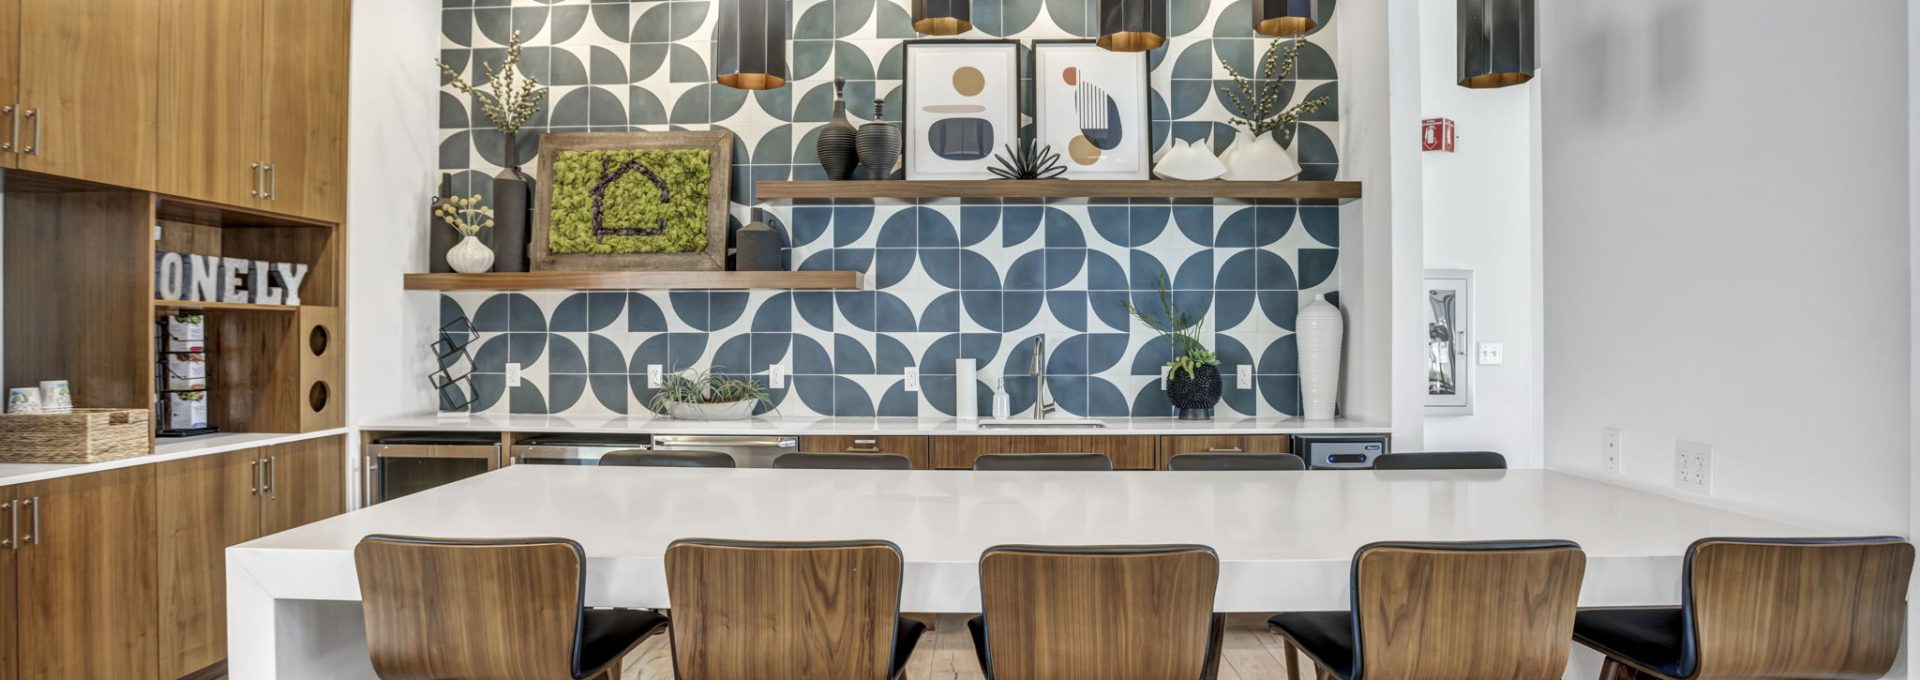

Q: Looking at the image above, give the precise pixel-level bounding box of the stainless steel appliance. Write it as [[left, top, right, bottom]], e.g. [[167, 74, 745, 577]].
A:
[[651, 434, 798, 468], [363, 433, 502, 506], [510, 433, 653, 465], [1294, 434, 1390, 469]]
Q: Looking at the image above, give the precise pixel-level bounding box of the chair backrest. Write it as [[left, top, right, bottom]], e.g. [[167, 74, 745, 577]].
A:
[[1167, 452, 1306, 471], [977, 545, 1219, 680], [1371, 451, 1507, 470], [354, 535, 587, 680], [665, 539, 907, 680], [1682, 536, 1914, 679], [972, 453, 1113, 472], [774, 452, 915, 470], [1351, 540, 1585, 680], [601, 449, 736, 468]]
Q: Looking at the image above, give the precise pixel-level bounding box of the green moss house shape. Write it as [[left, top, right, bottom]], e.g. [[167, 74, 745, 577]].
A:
[[549, 148, 713, 255]]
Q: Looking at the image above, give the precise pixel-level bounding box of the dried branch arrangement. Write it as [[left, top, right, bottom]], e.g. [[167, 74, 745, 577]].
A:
[[436, 194, 495, 237], [437, 30, 548, 136], [1218, 38, 1331, 138]]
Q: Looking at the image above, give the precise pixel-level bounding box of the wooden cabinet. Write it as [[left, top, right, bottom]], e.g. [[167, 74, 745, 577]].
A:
[[930, 436, 1158, 470], [5, 0, 159, 189], [799, 436, 931, 469], [13, 466, 159, 680], [258, 0, 350, 223], [1157, 435, 1292, 470], [262, 436, 347, 535]]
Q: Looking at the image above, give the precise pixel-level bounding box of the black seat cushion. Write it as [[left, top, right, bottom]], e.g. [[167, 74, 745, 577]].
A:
[[1268, 611, 1356, 680], [1573, 607, 1691, 678], [576, 608, 669, 679], [893, 616, 928, 678]]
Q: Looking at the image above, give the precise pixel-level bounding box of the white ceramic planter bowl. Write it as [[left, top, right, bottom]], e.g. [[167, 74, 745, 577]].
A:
[[664, 400, 759, 421]]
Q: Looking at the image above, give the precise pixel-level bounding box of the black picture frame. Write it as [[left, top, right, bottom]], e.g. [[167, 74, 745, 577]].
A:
[[901, 39, 1023, 181]]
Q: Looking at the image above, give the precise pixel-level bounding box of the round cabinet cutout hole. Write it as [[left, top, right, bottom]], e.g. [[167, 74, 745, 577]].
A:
[[308, 381, 330, 413], [308, 325, 330, 356]]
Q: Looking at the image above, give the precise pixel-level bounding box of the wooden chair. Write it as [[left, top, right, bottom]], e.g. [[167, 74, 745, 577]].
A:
[[354, 535, 666, 680], [972, 453, 1113, 471], [1168, 452, 1306, 471], [1370, 451, 1507, 470], [1269, 540, 1586, 680], [600, 449, 736, 468], [773, 451, 915, 470], [1574, 536, 1914, 679], [971, 544, 1222, 680], [664, 538, 924, 680]]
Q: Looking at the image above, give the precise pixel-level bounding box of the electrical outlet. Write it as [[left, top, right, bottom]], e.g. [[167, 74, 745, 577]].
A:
[[647, 364, 664, 389], [1602, 428, 1622, 474], [505, 363, 522, 387], [1236, 364, 1253, 389], [1478, 342, 1505, 365], [768, 363, 787, 389], [1675, 440, 1712, 494], [903, 367, 920, 392]]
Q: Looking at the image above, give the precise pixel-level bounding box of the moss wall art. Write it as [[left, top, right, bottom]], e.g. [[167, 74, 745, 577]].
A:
[[547, 149, 713, 255]]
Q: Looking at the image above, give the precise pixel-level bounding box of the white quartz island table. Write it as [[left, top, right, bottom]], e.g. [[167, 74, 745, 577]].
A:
[[227, 466, 1812, 679]]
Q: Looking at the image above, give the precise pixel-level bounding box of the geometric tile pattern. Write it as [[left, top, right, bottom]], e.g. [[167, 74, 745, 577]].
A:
[[437, 0, 1341, 417]]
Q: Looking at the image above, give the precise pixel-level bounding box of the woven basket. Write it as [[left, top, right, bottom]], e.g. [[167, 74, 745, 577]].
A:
[[0, 409, 150, 463]]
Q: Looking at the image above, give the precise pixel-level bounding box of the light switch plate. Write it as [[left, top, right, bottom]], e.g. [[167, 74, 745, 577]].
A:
[[505, 363, 522, 387], [1236, 364, 1253, 389], [647, 364, 664, 389], [1602, 428, 1621, 474], [1675, 440, 1712, 495], [903, 367, 920, 392], [1477, 342, 1505, 365], [768, 363, 787, 389]]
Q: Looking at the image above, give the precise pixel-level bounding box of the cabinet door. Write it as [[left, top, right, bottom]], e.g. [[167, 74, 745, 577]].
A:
[[799, 436, 931, 469], [158, 0, 265, 208], [16, 0, 159, 189], [259, 0, 350, 222], [1157, 435, 1292, 469], [15, 466, 159, 680], [0, 489, 18, 680], [156, 449, 262, 679], [263, 436, 345, 535], [930, 435, 1158, 470], [0, 0, 19, 170]]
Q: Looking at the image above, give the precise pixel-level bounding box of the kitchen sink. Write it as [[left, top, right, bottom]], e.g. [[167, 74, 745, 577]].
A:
[[980, 418, 1108, 428]]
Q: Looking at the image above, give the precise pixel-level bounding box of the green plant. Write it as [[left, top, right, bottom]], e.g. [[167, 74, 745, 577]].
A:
[[1218, 38, 1332, 138], [434, 194, 494, 237], [549, 149, 712, 254], [647, 367, 773, 414], [436, 30, 547, 136], [1123, 278, 1221, 380]]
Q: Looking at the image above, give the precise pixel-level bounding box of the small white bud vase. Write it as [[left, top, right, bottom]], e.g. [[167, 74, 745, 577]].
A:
[[1219, 133, 1302, 182], [446, 235, 495, 274], [1297, 294, 1344, 420]]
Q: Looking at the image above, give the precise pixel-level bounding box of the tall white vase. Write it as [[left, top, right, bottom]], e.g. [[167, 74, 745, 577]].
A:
[[1297, 294, 1344, 420]]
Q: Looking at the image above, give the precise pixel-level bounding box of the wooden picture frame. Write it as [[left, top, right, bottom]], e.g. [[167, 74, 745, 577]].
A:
[[531, 131, 734, 272]]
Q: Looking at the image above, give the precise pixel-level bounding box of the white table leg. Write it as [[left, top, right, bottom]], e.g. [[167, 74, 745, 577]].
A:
[[229, 551, 379, 679]]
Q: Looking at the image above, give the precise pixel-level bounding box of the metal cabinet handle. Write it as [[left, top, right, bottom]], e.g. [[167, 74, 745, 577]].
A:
[[250, 459, 260, 494], [2, 105, 15, 153], [846, 438, 882, 453], [1206, 447, 1244, 453], [266, 456, 278, 496], [251, 162, 263, 197], [20, 498, 38, 545], [2, 500, 15, 549], [265, 164, 277, 199], [21, 109, 39, 156], [363, 458, 379, 508]]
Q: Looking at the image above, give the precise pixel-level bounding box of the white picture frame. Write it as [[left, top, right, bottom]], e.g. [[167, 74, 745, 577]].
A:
[[903, 40, 1020, 181], [1032, 40, 1151, 180], [1425, 269, 1473, 414]]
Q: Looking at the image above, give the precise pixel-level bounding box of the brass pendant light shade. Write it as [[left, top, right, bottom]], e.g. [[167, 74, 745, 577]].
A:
[[1097, 0, 1167, 52], [716, 0, 789, 90], [1458, 0, 1534, 88], [1253, 0, 1318, 37], [913, 0, 973, 35]]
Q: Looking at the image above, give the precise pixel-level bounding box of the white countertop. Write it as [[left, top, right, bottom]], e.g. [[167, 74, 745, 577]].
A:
[[0, 429, 349, 486], [360, 412, 1392, 436]]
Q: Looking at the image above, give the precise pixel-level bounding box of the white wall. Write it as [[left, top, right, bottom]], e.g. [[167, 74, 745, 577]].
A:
[[1416, 0, 1540, 465], [1540, 0, 1909, 533]]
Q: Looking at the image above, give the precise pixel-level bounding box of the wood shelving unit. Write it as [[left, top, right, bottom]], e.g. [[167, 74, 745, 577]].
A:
[[153, 300, 301, 313], [754, 179, 1363, 203], [404, 270, 865, 291]]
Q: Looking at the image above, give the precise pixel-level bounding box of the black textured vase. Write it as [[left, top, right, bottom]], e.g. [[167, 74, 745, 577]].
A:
[[817, 77, 860, 180], [855, 99, 901, 180], [735, 209, 784, 271], [491, 131, 533, 273], [1166, 364, 1223, 420]]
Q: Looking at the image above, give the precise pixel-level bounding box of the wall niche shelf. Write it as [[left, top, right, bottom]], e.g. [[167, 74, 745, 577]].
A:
[[404, 271, 865, 291], [153, 299, 301, 314], [754, 180, 1363, 203]]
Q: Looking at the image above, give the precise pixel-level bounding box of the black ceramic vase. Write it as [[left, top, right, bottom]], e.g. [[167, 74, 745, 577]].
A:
[[816, 76, 859, 180], [856, 99, 901, 180], [735, 209, 784, 271], [491, 131, 533, 273], [1166, 364, 1223, 420]]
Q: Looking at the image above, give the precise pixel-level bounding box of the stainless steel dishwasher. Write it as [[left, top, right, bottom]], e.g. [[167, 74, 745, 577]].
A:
[[651, 434, 797, 468], [510, 433, 653, 465]]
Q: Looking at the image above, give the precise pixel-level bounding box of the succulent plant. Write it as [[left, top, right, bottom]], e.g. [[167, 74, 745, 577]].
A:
[[989, 140, 1068, 180]]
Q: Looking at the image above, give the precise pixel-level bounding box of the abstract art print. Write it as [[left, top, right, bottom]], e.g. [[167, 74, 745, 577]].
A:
[[531, 131, 733, 271], [1033, 41, 1150, 180], [904, 40, 1020, 180]]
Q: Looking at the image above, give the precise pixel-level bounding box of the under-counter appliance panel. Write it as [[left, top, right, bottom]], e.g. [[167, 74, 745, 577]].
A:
[[510, 433, 653, 465], [652, 434, 798, 468], [363, 433, 503, 506], [1293, 434, 1391, 469]]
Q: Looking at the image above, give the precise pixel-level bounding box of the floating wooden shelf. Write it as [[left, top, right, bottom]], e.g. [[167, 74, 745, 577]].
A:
[[754, 179, 1362, 202], [153, 299, 301, 313], [403, 271, 865, 291]]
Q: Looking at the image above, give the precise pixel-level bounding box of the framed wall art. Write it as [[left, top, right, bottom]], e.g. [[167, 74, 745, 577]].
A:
[[903, 40, 1020, 180], [1032, 40, 1151, 180], [532, 131, 734, 272]]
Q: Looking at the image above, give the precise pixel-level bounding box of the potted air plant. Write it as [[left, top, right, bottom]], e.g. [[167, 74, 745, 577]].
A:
[[434, 194, 496, 273], [1125, 280, 1222, 420], [648, 367, 774, 421]]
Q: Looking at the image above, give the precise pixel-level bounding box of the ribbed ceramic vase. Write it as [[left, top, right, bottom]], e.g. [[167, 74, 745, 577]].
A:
[[447, 235, 495, 274], [1297, 294, 1344, 420], [816, 77, 860, 180], [855, 99, 901, 180]]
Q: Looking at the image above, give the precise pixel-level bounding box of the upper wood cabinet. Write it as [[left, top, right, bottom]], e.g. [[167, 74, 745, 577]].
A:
[[158, 0, 349, 222], [1, 0, 159, 189]]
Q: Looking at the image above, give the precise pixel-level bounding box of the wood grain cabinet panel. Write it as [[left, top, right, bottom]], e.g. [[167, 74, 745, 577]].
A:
[[259, 0, 350, 222], [15, 0, 159, 189], [158, 0, 265, 208], [262, 436, 346, 535], [0, 488, 15, 680], [1157, 436, 1292, 470], [157, 449, 262, 679], [798, 436, 931, 469], [0, 0, 18, 171], [931, 436, 1158, 470], [14, 466, 159, 680]]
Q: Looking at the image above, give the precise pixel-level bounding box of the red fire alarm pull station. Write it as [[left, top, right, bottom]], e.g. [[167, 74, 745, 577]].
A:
[[1422, 118, 1456, 152]]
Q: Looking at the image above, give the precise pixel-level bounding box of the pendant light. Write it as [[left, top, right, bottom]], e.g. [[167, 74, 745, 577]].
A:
[[1253, 0, 1318, 37], [913, 0, 972, 35], [1457, 0, 1534, 88], [716, 0, 788, 90], [1097, 0, 1167, 52]]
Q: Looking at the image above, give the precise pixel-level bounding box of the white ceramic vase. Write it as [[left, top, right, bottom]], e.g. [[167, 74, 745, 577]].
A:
[[446, 235, 495, 274], [1152, 139, 1227, 181], [1297, 294, 1344, 420], [1219, 133, 1301, 182]]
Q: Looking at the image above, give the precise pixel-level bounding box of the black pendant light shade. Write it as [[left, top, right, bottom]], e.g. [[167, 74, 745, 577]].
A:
[[1458, 0, 1534, 88], [913, 0, 972, 35], [1253, 0, 1318, 37], [716, 0, 788, 90], [1098, 0, 1167, 51]]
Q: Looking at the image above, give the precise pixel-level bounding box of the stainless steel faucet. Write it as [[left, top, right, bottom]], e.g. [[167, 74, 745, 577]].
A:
[[1030, 336, 1055, 419]]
